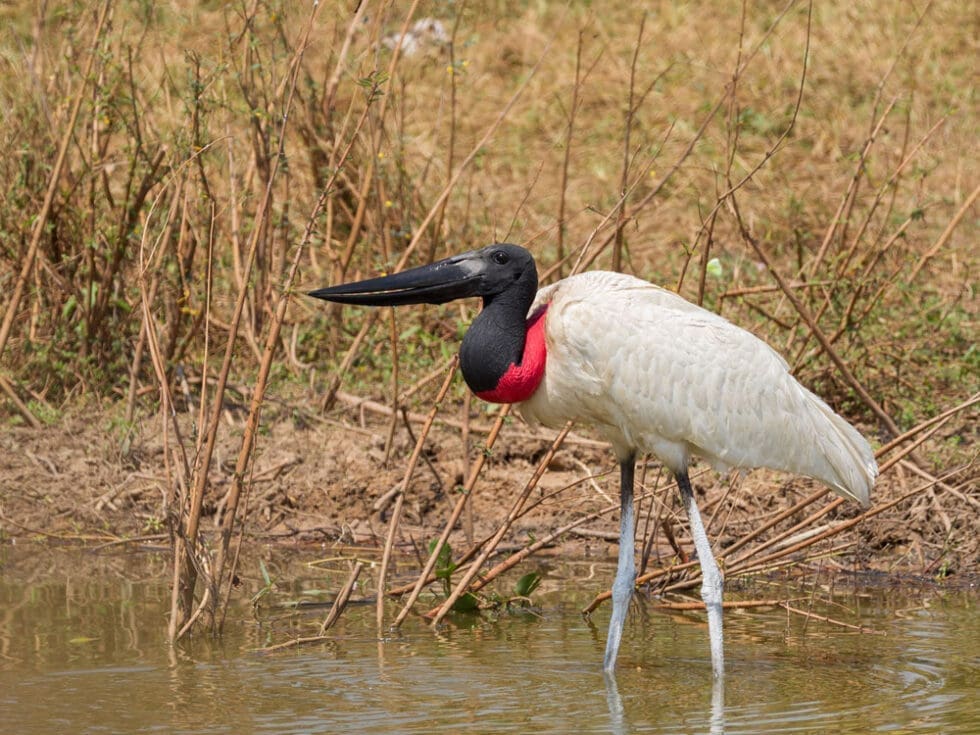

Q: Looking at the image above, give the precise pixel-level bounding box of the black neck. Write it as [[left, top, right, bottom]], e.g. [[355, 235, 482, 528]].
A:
[[459, 269, 538, 393]]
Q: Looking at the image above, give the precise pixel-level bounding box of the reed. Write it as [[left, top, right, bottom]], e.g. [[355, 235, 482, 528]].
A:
[[0, 1, 974, 640]]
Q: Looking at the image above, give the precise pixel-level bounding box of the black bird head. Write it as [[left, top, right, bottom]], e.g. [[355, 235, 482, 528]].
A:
[[307, 243, 537, 307]]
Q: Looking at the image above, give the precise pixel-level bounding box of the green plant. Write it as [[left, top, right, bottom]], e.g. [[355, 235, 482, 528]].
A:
[[429, 538, 480, 613]]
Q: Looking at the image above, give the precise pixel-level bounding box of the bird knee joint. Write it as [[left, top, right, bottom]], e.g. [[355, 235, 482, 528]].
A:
[[612, 572, 636, 599], [699, 571, 723, 600]]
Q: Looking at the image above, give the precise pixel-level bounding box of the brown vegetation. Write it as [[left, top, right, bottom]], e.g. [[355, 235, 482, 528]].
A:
[[0, 1, 976, 639]]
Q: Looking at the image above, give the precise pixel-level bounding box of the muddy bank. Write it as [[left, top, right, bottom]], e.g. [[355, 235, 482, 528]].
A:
[[1, 395, 976, 583]]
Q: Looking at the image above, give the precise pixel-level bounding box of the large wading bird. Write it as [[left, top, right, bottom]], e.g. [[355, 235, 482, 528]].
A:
[[309, 243, 877, 678]]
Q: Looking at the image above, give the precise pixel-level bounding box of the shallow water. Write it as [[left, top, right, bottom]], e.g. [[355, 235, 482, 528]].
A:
[[0, 547, 976, 734]]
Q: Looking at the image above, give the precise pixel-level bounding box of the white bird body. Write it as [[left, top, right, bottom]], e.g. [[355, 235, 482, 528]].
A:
[[520, 271, 876, 504]]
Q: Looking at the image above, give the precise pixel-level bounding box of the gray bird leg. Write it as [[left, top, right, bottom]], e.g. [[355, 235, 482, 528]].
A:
[[677, 471, 725, 679], [603, 455, 637, 672]]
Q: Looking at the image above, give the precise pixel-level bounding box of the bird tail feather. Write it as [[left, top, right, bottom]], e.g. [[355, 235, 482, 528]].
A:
[[806, 391, 877, 507]]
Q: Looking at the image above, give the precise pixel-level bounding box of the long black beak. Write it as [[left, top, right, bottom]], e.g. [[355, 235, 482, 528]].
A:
[[307, 253, 482, 306]]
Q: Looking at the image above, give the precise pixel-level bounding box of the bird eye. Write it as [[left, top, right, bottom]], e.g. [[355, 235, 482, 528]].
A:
[[491, 250, 509, 265]]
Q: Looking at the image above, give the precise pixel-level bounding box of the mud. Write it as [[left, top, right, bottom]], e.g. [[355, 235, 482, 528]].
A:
[[1, 395, 976, 583]]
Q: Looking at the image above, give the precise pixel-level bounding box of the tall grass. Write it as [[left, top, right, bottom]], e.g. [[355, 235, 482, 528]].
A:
[[0, 1, 975, 636]]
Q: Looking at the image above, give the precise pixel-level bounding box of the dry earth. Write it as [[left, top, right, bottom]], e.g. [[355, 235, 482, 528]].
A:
[[2, 390, 976, 588]]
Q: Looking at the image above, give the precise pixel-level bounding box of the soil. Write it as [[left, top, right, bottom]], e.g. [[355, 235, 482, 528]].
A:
[[1, 392, 977, 587]]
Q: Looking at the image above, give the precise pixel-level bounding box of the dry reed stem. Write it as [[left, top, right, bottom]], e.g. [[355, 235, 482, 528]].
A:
[[0, 0, 111, 365], [211, 38, 384, 633], [392, 404, 511, 628], [612, 12, 646, 274], [566, 0, 800, 283], [686, 0, 811, 265], [898, 459, 979, 513], [446, 477, 674, 611], [583, 467, 961, 614], [729, 193, 901, 437], [581, 388, 973, 615], [253, 560, 365, 653], [320, 561, 366, 635], [583, 558, 700, 615], [322, 312, 381, 411], [429, 423, 573, 626], [336, 0, 421, 280], [135, 170, 203, 643], [778, 603, 878, 634], [728, 498, 845, 569], [638, 466, 666, 576], [0, 373, 41, 428], [722, 488, 830, 558], [322, 2, 370, 116], [816, 215, 914, 357], [174, 580, 213, 642], [255, 634, 337, 654], [801, 96, 899, 287], [564, 119, 679, 278], [428, 3, 465, 263], [381, 481, 581, 598], [439, 467, 711, 607], [788, 115, 950, 371], [382, 309, 400, 465], [731, 469, 964, 575], [375, 359, 459, 632], [836, 116, 947, 278], [720, 282, 832, 301], [173, 0, 327, 637], [828, 1, 934, 276], [908, 182, 980, 283], [657, 598, 792, 612], [394, 357, 458, 403], [391, 31, 557, 274], [877, 415, 959, 476], [197, 209, 217, 460], [554, 31, 591, 278], [330, 388, 608, 449], [461, 391, 474, 544]]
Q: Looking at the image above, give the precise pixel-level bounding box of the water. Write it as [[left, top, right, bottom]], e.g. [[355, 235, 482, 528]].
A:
[[0, 547, 976, 734]]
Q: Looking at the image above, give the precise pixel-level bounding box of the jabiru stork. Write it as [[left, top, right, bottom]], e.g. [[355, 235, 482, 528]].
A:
[[309, 243, 877, 678]]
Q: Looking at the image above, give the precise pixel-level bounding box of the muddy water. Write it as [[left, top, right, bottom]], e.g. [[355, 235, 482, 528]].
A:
[[0, 548, 976, 734]]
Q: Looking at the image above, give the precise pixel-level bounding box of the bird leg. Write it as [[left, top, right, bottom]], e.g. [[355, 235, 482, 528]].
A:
[[603, 455, 637, 673], [677, 471, 725, 679]]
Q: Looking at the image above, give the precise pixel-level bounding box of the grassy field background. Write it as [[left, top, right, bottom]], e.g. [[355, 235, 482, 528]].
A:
[[0, 1, 976, 634]]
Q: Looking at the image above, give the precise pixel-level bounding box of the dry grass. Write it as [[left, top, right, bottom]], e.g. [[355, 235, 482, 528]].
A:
[[0, 1, 976, 637]]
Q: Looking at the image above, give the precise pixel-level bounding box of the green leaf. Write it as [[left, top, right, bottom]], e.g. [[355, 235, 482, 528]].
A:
[[259, 558, 272, 587], [62, 295, 77, 320], [451, 592, 480, 613], [429, 539, 456, 579], [514, 572, 541, 597]]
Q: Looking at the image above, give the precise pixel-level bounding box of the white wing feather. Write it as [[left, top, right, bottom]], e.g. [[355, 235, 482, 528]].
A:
[[520, 272, 877, 505]]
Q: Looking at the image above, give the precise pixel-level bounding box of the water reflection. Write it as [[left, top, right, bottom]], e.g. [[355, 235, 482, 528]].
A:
[[710, 678, 725, 735], [604, 671, 627, 735], [0, 547, 976, 734]]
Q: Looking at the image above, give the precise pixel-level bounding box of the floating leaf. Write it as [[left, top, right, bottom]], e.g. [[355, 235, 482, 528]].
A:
[[451, 592, 480, 613], [514, 572, 541, 597]]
